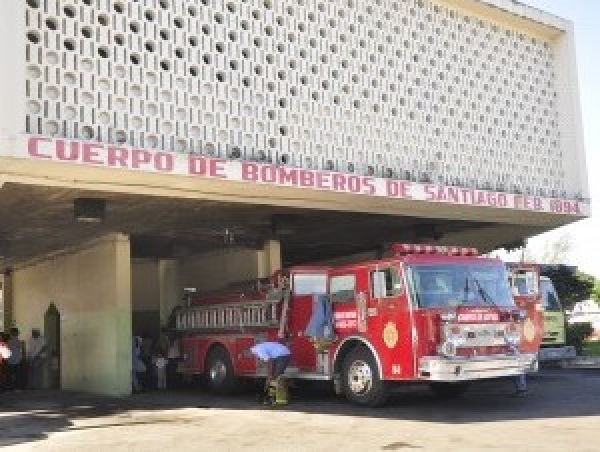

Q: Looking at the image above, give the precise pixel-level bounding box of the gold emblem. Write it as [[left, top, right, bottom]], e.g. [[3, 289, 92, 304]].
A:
[[523, 318, 535, 342], [383, 322, 399, 348]]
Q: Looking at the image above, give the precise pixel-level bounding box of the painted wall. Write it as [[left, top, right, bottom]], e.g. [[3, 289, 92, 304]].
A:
[[131, 258, 180, 334], [131, 258, 160, 336], [180, 248, 262, 294], [12, 234, 131, 396], [180, 242, 280, 294]]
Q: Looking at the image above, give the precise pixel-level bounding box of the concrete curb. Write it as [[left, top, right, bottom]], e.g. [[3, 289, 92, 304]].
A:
[[563, 357, 600, 369]]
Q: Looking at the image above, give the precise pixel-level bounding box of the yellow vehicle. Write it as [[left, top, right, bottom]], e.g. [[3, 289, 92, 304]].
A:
[[538, 276, 576, 362]]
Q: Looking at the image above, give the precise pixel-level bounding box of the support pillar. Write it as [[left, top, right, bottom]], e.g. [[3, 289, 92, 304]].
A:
[[12, 234, 132, 396], [260, 239, 282, 278]]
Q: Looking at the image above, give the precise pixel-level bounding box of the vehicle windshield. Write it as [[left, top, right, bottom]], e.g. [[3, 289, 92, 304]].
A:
[[406, 263, 514, 308], [540, 279, 562, 312]]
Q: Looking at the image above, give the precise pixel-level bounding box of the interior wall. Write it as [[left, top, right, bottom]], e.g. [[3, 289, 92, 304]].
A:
[[131, 258, 160, 336], [158, 259, 180, 326], [312, 251, 380, 267], [131, 258, 180, 335], [180, 248, 265, 293], [12, 234, 132, 396]]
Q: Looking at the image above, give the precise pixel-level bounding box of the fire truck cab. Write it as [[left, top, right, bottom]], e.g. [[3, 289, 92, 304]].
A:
[[176, 244, 538, 406]]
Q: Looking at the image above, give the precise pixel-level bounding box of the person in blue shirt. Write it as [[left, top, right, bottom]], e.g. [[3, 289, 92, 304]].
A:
[[250, 341, 291, 406], [250, 341, 291, 378]]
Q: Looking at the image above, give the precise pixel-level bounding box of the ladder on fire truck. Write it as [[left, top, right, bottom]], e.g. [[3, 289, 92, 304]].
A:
[[175, 291, 289, 333]]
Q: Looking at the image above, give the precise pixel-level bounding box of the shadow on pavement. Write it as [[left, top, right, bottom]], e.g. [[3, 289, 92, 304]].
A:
[[1, 367, 599, 448]]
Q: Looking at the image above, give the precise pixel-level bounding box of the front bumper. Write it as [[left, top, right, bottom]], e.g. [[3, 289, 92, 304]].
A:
[[538, 346, 576, 362], [419, 353, 538, 382]]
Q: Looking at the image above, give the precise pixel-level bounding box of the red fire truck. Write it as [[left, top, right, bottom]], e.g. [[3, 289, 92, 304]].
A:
[[175, 244, 539, 406]]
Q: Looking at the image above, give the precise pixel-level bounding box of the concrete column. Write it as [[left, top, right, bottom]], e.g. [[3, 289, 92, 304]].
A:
[[259, 239, 282, 278], [12, 234, 132, 396]]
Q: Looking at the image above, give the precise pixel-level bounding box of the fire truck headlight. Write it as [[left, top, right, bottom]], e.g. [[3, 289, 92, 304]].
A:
[[505, 331, 521, 347]]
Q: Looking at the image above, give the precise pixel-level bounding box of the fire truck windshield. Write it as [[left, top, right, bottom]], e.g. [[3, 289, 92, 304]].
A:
[[292, 273, 328, 296], [407, 263, 514, 309]]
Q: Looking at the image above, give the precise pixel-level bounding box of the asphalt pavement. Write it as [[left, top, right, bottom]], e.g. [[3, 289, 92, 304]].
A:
[[1, 367, 599, 451]]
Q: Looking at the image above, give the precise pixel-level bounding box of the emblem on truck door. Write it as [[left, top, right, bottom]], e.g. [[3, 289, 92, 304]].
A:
[[523, 318, 536, 342], [383, 321, 399, 348]]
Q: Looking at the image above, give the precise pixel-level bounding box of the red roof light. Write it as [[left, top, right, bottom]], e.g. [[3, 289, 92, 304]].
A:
[[389, 243, 479, 256]]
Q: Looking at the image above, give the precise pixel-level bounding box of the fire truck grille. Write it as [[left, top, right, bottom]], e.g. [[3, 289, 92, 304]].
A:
[[443, 323, 513, 348]]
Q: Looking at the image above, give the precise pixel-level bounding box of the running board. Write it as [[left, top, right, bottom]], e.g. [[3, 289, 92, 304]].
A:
[[252, 370, 333, 381]]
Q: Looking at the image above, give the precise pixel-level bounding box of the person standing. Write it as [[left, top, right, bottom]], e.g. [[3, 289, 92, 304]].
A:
[[6, 328, 24, 390], [166, 334, 180, 389], [131, 336, 145, 393], [514, 373, 528, 397], [153, 350, 168, 390], [27, 329, 47, 389], [0, 333, 11, 392]]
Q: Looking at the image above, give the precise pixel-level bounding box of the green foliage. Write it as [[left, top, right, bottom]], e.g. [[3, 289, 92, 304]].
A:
[[583, 340, 600, 357], [591, 282, 600, 303], [566, 322, 594, 355], [541, 267, 595, 311]]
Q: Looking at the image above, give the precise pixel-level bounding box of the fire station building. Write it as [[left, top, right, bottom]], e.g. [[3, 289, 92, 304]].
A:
[[0, 0, 589, 395]]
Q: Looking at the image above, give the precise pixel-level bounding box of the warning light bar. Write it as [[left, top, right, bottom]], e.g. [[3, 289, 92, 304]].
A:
[[389, 243, 479, 256]]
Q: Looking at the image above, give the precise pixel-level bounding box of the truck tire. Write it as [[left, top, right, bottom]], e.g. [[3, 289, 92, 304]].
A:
[[341, 346, 388, 407], [429, 382, 469, 398], [206, 346, 236, 394]]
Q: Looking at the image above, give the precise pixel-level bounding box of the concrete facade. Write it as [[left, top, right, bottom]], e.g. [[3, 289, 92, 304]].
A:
[[0, 0, 591, 395], [11, 234, 131, 396]]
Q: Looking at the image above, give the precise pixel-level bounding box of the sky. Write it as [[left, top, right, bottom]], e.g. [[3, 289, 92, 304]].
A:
[[497, 1, 600, 277]]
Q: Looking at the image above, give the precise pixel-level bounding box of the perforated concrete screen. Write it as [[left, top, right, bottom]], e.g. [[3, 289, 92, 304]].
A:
[[15, 0, 586, 200]]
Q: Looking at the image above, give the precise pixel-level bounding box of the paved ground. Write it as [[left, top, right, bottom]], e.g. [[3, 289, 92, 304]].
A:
[[1, 367, 599, 451]]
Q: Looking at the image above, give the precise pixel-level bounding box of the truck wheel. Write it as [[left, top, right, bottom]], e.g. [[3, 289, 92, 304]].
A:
[[206, 346, 236, 394], [341, 346, 388, 407], [429, 382, 469, 398]]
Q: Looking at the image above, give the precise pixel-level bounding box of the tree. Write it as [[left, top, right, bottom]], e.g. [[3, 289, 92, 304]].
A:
[[592, 282, 600, 303], [541, 267, 595, 312]]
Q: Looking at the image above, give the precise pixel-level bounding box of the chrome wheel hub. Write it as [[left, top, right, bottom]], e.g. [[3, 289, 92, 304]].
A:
[[347, 359, 373, 395], [210, 360, 227, 384]]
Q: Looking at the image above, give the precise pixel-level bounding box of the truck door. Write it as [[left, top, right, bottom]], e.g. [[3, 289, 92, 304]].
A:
[[286, 270, 329, 373], [329, 269, 362, 335], [540, 277, 567, 346], [509, 265, 544, 353], [367, 263, 415, 380]]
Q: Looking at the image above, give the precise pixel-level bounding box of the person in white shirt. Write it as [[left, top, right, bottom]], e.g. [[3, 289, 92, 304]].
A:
[[0, 337, 11, 360], [27, 329, 47, 389]]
